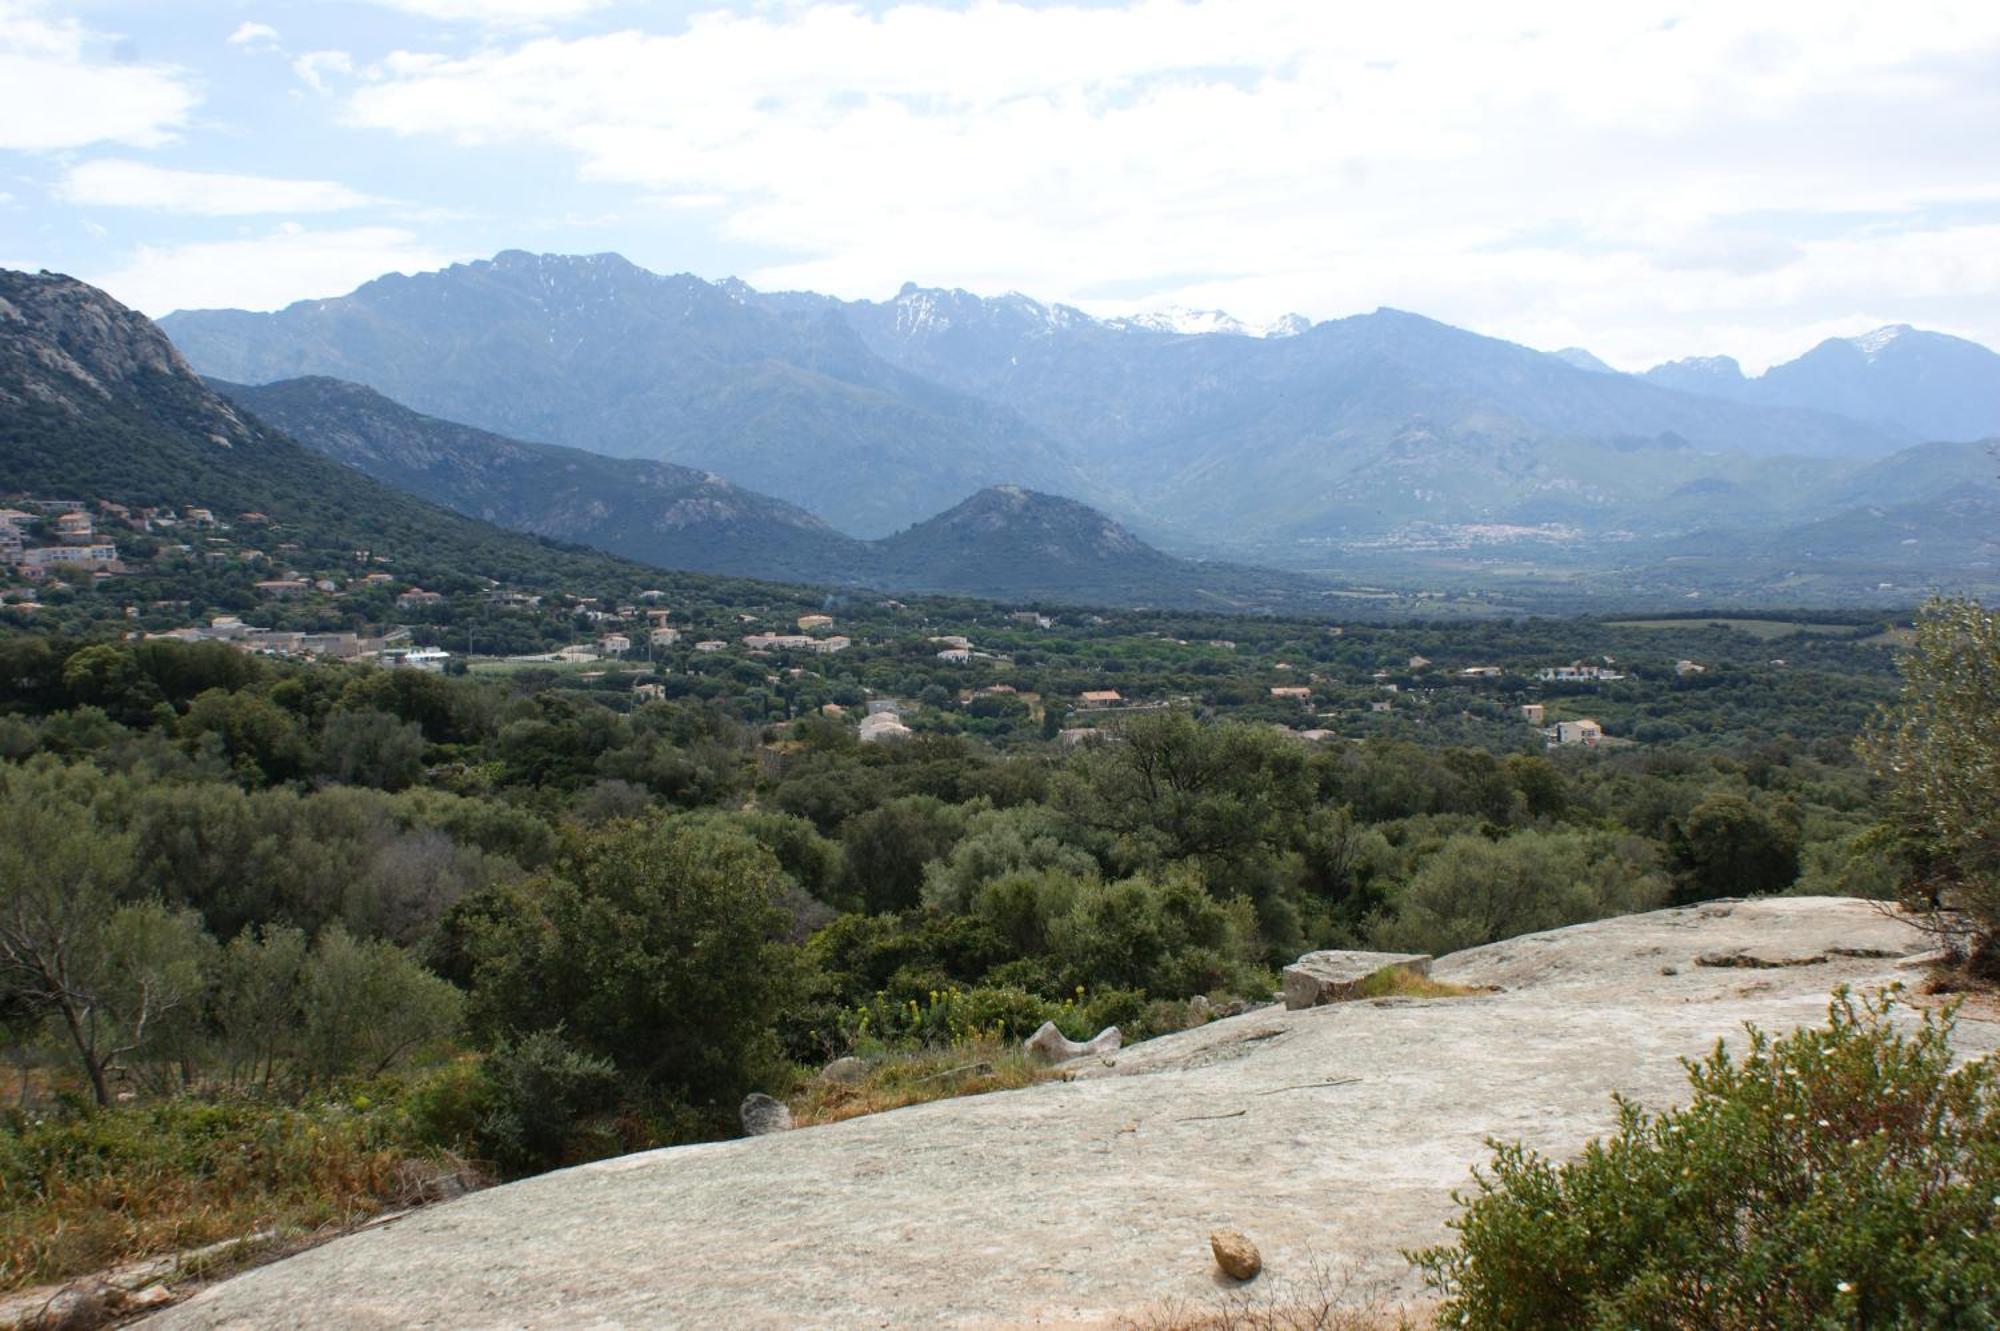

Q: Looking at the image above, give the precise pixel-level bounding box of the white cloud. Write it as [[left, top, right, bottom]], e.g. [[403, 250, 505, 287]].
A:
[[293, 49, 355, 92], [0, 0, 200, 150], [358, 0, 610, 26], [88, 224, 467, 315], [227, 22, 282, 51], [57, 159, 380, 216], [338, 0, 2000, 368]]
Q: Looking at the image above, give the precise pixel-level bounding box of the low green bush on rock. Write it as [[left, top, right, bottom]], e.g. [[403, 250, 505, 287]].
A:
[[1415, 987, 2000, 1329]]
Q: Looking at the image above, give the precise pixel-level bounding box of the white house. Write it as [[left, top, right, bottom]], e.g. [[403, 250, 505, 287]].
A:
[[859, 712, 912, 743], [1546, 719, 1603, 747]]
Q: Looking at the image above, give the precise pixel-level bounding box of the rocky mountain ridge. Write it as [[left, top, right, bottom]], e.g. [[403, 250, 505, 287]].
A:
[[160, 251, 1095, 538], [151, 252, 2000, 598], [0, 268, 677, 600], [1640, 324, 2000, 442]]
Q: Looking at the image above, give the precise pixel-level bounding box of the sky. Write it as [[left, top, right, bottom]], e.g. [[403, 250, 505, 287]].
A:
[[3, 0, 1999, 372]]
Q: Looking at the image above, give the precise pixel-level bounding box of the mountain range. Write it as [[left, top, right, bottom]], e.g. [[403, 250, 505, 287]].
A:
[[211, 375, 860, 584], [158, 253, 1091, 539], [157, 253, 1998, 581], [0, 266, 1320, 615]]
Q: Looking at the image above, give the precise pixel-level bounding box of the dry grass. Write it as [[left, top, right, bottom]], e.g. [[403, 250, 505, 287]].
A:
[[1113, 1259, 1434, 1331], [1353, 969, 1484, 1001], [0, 1097, 473, 1293], [788, 1040, 1053, 1128]]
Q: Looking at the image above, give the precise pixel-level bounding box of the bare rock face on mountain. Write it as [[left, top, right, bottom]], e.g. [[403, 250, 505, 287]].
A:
[[150, 899, 1993, 1331], [0, 270, 253, 445]]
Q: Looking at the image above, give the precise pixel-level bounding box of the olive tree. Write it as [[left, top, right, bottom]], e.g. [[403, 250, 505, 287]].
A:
[[1862, 596, 2000, 968], [465, 818, 797, 1106], [0, 761, 214, 1104]]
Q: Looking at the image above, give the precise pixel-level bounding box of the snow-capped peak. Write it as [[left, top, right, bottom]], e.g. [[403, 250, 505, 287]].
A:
[[1112, 306, 1310, 338], [1846, 324, 1913, 360]]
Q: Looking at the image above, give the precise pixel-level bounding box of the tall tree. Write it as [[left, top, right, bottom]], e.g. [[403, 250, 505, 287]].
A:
[[1863, 596, 2000, 969], [0, 762, 210, 1104]]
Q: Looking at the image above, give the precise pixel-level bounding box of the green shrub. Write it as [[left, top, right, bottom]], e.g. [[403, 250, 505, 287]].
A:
[[474, 1031, 624, 1175], [1414, 988, 2000, 1329], [1371, 827, 1669, 956], [976, 866, 1265, 999], [464, 818, 798, 1105]]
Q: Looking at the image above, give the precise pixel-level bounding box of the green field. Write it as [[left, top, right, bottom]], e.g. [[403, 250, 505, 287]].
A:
[[466, 656, 650, 677], [1606, 617, 1863, 641]]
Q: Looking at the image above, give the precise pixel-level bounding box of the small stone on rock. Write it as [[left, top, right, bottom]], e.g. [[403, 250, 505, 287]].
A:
[[1209, 1228, 1261, 1281], [36, 1280, 110, 1331], [119, 1284, 175, 1312]]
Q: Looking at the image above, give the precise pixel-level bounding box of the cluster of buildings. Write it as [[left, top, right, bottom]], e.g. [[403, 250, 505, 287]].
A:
[[1535, 661, 1626, 683], [742, 613, 854, 656], [744, 632, 851, 654], [1, 502, 121, 579], [147, 615, 430, 666]]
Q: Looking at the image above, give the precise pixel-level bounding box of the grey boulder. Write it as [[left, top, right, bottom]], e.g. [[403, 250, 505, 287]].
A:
[[1281, 950, 1431, 1010], [738, 1093, 794, 1136]]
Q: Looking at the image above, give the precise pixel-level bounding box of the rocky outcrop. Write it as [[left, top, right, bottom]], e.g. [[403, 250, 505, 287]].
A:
[[149, 899, 1990, 1331], [1281, 950, 1431, 1009], [0, 270, 251, 445]]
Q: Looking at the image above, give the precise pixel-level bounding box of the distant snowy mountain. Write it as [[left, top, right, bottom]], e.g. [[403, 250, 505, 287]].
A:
[[1641, 355, 1749, 396], [1110, 307, 1311, 338], [1847, 324, 1913, 360]]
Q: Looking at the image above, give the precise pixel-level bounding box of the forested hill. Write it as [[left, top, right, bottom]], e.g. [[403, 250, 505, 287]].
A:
[[213, 375, 868, 586], [0, 268, 674, 600], [211, 375, 1336, 612]]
